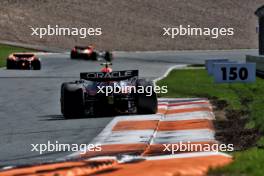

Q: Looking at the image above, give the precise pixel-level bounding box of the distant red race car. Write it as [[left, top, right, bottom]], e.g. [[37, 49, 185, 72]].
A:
[[6, 53, 41, 70], [71, 45, 97, 60], [70, 45, 113, 61]]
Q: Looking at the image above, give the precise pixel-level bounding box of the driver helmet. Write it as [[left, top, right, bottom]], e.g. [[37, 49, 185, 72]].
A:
[[101, 64, 112, 72]]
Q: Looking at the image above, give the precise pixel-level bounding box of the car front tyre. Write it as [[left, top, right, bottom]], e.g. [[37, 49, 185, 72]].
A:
[[6, 59, 15, 69]]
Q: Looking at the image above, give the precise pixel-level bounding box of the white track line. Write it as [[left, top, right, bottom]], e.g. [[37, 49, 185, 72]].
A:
[[153, 64, 187, 85]]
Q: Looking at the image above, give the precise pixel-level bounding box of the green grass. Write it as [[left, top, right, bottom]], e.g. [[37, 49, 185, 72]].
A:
[[210, 148, 264, 176], [0, 44, 36, 67], [157, 69, 264, 176]]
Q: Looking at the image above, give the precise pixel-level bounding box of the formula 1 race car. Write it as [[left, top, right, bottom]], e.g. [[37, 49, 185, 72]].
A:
[[60, 63, 157, 118], [6, 53, 41, 70], [70, 45, 113, 61]]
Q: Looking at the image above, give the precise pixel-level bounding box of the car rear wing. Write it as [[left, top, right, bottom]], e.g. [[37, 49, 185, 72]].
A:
[[80, 70, 138, 81]]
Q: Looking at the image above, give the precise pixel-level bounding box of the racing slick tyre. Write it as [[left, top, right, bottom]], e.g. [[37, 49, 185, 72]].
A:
[[33, 61, 41, 70], [61, 83, 85, 118], [90, 52, 98, 60], [136, 79, 158, 114], [70, 52, 78, 59], [104, 51, 113, 62], [6, 60, 15, 69]]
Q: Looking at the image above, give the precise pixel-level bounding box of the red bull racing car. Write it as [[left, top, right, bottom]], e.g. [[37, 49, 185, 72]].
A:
[[6, 53, 41, 70], [70, 45, 113, 61], [60, 63, 157, 118]]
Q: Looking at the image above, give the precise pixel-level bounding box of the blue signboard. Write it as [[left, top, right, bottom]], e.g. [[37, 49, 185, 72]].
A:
[[213, 63, 256, 83], [205, 59, 229, 75]]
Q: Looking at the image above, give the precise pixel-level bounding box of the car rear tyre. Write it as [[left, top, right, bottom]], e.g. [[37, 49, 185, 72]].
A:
[[33, 61, 41, 70], [61, 83, 85, 118], [104, 51, 113, 62], [90, 52, 98, 60], [136, 79, 157, 114]]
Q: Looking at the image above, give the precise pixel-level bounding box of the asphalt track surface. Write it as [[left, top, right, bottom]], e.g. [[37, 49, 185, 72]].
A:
[[0, 49, 257, 167]]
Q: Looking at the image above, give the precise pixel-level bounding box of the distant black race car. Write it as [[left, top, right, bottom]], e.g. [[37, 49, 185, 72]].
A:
[[60, 64, 157, 118], [6, 53, 41, 70], [70, 45, 113, 61]]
